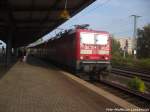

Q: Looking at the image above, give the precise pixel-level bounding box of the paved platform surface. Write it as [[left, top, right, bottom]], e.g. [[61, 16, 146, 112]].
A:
[[0, 57, 120, 112]]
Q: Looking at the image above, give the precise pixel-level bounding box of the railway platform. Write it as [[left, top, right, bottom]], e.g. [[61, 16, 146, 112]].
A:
[[0, 56, 138, 112]]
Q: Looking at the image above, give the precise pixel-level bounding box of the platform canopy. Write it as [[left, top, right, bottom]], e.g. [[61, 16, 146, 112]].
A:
[[0, 0, 95, 47]]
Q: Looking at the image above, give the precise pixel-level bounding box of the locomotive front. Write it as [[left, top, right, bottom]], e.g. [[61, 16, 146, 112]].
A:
[[76, 29, 111, 73]]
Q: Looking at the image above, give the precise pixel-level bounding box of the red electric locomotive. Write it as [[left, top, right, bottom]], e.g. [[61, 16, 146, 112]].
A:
[[31, 25, 111, 76]]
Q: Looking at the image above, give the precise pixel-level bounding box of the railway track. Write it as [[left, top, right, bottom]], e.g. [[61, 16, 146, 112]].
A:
[[112, 68, 150, 82], [77, 72, 150, 108], [106, 68, 150, 102], [93, 80, 150, 108], [99, 79, 150, 101], [113, 66, 150, 75]]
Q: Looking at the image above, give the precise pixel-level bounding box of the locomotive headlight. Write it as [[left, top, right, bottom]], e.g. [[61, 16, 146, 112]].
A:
[[80, 56, 83, 59], [105, 57, 108, 60]]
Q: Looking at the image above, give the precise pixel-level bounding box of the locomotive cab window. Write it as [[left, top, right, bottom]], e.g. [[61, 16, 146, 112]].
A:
[[95, 34, 108, 45], [80, 32, 108, 45], [80, 32, 94, 44]]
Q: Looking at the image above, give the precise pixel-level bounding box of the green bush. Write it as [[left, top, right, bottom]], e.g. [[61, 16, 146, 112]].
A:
[[111, 52, 123, 65], [112, 53, 150, 70], [111, 53, 135, 67], [128, 77, 146, 93]]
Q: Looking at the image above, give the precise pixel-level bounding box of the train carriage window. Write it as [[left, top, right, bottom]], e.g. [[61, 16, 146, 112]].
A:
[[80, 32, 94, 44], [95, 34, 108, 45]]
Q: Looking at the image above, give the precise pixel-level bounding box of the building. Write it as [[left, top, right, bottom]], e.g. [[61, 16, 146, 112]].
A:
[[115, 37, 133, 54]]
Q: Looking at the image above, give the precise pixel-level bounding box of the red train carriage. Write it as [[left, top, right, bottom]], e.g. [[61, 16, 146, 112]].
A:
[[31, 28, 111, 74]]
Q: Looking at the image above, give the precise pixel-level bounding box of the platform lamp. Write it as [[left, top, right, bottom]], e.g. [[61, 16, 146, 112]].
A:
[[60, 0, 70, 19]]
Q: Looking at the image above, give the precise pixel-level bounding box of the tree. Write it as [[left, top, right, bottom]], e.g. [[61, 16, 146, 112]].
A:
[[111, 37, 121, 55], [111, 37, 123, 65], [137, 24, 150, 58]]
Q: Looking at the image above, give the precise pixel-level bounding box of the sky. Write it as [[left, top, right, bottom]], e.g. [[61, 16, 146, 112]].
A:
[[42, 0, 150, 41], [0, 40, 6, 48]]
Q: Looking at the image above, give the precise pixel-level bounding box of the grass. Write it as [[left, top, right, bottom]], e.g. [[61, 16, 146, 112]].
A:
[[111, 52, 150, 70]]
